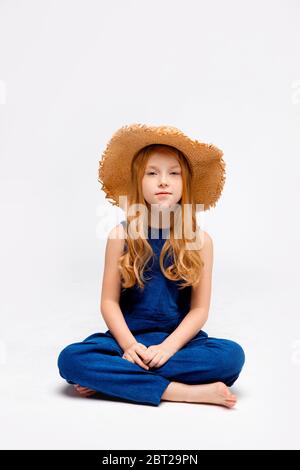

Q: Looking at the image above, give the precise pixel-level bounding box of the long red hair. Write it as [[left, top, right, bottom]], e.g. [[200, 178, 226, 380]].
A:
[[119, 144, 205, 291]]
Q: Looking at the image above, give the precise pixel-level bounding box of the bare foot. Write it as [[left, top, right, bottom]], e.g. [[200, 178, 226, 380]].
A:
[[73, 384, 97, 397], [186, 381, 237, 408]]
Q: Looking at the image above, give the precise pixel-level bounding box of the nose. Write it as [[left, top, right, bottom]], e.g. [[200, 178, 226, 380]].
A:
[[159, 174, 169, 186]]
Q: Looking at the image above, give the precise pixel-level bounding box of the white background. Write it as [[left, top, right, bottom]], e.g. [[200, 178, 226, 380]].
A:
[[0, 0, 300, 450]]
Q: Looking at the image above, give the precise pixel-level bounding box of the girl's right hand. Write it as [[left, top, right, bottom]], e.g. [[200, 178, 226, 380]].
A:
[[122, 342, 150, 370]]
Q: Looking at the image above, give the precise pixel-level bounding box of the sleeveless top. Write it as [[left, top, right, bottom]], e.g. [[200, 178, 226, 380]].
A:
[[117, 220, 192, 334]]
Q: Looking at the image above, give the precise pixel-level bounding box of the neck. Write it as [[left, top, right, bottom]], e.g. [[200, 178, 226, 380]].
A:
[[148, 215, 171, 229]]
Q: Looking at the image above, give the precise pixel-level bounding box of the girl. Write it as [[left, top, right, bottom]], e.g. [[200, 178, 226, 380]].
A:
[[57, 123, 245, 408]]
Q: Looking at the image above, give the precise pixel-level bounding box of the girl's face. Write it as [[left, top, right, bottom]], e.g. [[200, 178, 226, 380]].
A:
[[142, 151, 183, 213]]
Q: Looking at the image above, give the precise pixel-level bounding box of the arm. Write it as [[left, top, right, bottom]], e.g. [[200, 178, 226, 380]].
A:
[[161, 230, 213, 354], [100, 224, 138, 352]]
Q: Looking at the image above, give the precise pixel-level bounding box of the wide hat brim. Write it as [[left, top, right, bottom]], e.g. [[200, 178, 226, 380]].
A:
[[98, 123, 226, 211]]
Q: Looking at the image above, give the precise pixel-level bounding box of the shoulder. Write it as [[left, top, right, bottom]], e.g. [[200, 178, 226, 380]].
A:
[[193, 227, 213, 251], [105, 222, 127, 257], [197, 229, 213, 264], [190, 230, 214, 305], [108, 222, 126, 240], [201, 230, 213, 249]]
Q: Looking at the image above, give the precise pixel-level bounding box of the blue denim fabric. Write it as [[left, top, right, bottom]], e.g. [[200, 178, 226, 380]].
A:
[[57, 221, 245, 406]]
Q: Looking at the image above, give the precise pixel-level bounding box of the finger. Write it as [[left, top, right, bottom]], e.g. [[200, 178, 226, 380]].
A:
[[141, 349, 154, 362], [85, 391, 97, 397], [142, 348, 157, 361], [154, 359, 164, 369], [131, 351, 149, 370], [136, 344, 148, 359], [79, 387, 96, 394], [149, 353, 158, 367], [81, 391, 95, 397], [76, 386, 89, 391], [148, 353, 161, 368], [136, 348, 150, 362], [134, 355, 149, 370], [143, 353, 156, 365], [151, 357, 163, 368], [124, 353, 135, 363], [77, 389, 94, 395]]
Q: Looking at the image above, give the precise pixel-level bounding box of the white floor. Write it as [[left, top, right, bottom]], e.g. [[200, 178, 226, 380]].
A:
[[1, 267, 299, 450]]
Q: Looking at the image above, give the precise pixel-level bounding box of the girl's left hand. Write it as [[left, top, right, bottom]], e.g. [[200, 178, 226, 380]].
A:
[[143, 344, 174, 369]]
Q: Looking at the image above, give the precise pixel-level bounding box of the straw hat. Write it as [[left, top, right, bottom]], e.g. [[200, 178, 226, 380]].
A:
[[98, 123, 226, 211]]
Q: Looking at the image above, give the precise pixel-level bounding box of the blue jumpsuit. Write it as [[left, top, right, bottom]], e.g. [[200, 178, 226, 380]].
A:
[[57, 221, 245, 406]]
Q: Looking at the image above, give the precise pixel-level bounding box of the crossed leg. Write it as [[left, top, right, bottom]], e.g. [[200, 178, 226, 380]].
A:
[[69, 332, 245, 408]]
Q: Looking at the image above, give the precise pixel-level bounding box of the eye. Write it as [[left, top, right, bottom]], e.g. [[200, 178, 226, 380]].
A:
[[146, 171, 181, 175]]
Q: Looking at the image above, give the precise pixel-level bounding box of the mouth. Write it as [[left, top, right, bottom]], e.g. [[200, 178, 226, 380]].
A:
[[155, 192, 172, 195]]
